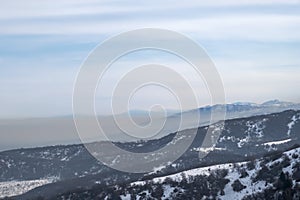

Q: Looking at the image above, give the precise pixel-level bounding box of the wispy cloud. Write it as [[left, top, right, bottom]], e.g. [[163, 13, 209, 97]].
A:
[[1, 0, 299, 20], [0, 0, 299, 117], [0, 0, 299, 48]]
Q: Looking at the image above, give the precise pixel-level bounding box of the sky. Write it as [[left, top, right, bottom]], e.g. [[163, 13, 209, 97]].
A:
[[0, 0, 300, 118]]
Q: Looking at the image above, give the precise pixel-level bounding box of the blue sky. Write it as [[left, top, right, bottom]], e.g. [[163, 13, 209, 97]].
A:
[[0, 0, 300, 118]]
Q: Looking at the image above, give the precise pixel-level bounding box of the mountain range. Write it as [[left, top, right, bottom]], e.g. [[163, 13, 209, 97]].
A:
[[1, 100, 300, 152], [0, 108, 300, 199]]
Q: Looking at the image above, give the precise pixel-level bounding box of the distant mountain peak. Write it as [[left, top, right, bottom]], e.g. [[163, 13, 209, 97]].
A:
[[262, 99, 293, 106], [231, 102, 258, 106]]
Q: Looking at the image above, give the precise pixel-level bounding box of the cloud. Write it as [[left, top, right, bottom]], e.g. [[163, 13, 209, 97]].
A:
[[0, 0, 299, 43], [0, 14, 299, 43], [0, 0, 299, 20], [0, 0, 139, 19], [0, 0, 300, 118]]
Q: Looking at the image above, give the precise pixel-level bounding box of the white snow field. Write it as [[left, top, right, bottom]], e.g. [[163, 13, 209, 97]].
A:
[[0, 178, 54, 198]]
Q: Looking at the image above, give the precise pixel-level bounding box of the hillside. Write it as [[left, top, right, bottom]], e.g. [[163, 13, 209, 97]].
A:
[[17, 147, 300, 200], [50, 146, 300, 200], [1, 109, 300, 199]]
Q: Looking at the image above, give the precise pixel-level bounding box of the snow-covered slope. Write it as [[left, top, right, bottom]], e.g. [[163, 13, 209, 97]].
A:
[[42, 146, 300, 200], [1, 110, 300, 184], [0, 178, 55, 198], [4, 110, 300, 199], [126, 146, 300, 200]]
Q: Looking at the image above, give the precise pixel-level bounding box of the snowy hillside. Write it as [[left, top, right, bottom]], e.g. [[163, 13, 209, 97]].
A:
[[54, 146, 300, 199], [131, 146, 300, 200], [3, 110, 300, 199]]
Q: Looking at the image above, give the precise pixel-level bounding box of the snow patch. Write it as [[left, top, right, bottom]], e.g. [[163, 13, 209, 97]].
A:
[[220, 161, 271, 200], [287, 114, 300, 136], [132, 162, 246, 186], [149, 165, 166, 175], [192, 147, 226, 153], [162, 185, 174, 199], [111, 155, 121, 165], [263, 138, 291, 146], [120, 194, 131, 200], [0, 178, 55, 198], [237, 120, 266, 148]]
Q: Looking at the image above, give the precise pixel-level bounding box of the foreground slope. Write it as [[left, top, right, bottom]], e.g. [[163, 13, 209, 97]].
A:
[[51, 146, 300, 200]]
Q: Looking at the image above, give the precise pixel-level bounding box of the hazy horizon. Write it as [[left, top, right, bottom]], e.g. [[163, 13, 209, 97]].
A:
[[0, 99, 297, 120], [1, 0, 300, 152]]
